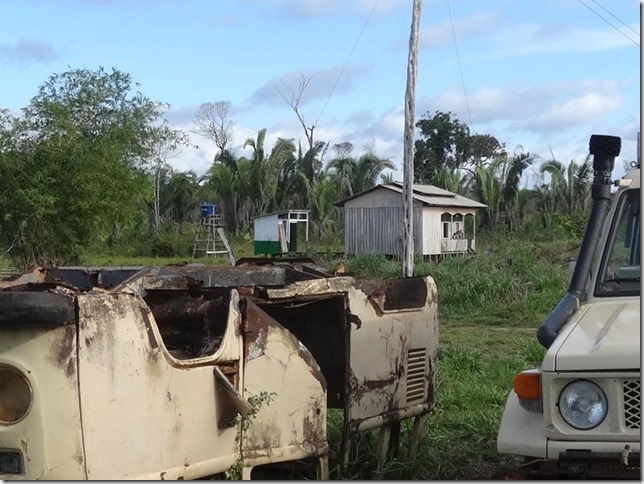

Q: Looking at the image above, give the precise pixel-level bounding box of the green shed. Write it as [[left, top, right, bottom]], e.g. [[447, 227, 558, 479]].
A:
[[252, 210, 309, 255]]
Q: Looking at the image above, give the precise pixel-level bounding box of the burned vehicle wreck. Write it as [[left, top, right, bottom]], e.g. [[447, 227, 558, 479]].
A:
[[0, 259, 438, 480]]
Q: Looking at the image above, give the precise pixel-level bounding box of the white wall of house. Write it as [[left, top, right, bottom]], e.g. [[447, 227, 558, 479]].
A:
[[422, 208, 442, 255]]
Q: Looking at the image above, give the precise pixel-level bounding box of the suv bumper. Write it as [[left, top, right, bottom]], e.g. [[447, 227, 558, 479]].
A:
[[516, 450, 640, 480]]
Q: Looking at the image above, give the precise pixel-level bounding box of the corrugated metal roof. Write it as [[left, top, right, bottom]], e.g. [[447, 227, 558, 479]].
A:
[[386, 183, 487, 208], [335, 183, 487, 208], [251, 209, 310, 220]]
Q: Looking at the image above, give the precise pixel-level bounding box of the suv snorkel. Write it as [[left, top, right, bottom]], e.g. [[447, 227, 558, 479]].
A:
[[536, 134, 621, 348]]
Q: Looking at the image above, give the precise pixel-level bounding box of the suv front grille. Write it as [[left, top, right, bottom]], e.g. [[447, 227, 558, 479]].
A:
[[623, 380, 640, 430]]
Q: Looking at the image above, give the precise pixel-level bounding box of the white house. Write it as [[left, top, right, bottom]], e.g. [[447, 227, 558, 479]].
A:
[[335, 182, 486, 258]]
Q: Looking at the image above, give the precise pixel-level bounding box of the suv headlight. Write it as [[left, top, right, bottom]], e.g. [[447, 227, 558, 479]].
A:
[[558, 380, 607, 430]]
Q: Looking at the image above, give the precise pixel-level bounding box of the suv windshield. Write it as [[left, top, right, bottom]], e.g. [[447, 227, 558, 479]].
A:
[[596, 188, 640, 296]]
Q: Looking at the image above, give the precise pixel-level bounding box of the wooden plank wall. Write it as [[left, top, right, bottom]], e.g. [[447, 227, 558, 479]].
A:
[[344, 207, 423, 256]]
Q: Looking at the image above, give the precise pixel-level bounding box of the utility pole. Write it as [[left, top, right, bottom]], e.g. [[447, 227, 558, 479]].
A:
[[402, 0, 422, 278]]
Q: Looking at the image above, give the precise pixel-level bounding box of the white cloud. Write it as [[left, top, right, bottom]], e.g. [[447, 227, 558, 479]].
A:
[[527, 93, 622, 130], [0, 39, 61, 65], [248, 63, 375, 108], [490, 23, 638, 58], [421, 11, 503, 49], [237, 0, 399, 21]]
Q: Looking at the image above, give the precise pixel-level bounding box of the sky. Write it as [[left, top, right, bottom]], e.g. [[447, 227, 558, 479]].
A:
[[0, 0, 640, 186]]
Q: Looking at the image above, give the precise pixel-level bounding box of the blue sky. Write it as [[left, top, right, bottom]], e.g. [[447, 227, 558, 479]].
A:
[[1, 0, 640, 183]]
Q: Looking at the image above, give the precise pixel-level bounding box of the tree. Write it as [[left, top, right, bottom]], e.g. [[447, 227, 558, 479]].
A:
[[193, 101, 235, 156], [414, 111, 470, 183], [536, 156, 592, 229], [414, 111, 505, 184], [0, 67, 167, 265], [327, 142, 355, 197], [539, 157, 592, 216], [351, 152, 395, 194], [276, 72, 316, 153], [466, 152, 535, 230], [434, 166, 468, 195], [162, 170, 202, 227], [149, 124, 193, 232]]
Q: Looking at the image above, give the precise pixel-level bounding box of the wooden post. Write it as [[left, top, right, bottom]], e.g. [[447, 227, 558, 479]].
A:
[[402, 0, 422, 277]]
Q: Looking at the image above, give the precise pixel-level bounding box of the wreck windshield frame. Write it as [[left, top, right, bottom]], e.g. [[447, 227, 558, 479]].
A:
[[595, 188, 641, 297]]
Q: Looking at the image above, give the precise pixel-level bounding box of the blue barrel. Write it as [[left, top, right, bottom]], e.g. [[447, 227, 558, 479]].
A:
[[200, 203, 216, 218]]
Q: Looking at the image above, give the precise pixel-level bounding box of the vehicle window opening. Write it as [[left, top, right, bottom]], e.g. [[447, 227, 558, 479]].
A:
[[144, 289, 231, 359], [257, 296, 347, 408]]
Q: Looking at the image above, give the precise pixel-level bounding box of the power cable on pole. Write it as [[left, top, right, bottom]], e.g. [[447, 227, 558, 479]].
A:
[[314, 0, 381, 127], [576, 0, 639, 46], [447, 0, 473, 126], [588, 0, 639, 37]]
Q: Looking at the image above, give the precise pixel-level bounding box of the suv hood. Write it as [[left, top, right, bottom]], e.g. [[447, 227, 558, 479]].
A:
[[554, 299, 640, 371]]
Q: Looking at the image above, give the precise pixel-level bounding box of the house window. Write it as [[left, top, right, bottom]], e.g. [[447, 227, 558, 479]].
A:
[[441, 213, 452, 239]]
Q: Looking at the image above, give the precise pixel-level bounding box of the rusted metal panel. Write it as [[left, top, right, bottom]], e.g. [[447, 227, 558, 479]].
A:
[[263, 277, 355, 299], [241, 300, 328, 469], [0, 290, 75, 327], [164, 266, 290, 288], [345, 276, 439, 428]]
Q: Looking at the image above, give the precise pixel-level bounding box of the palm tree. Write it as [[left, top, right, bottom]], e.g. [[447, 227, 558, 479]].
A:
[[466, 152, 535, 230], [163, 170, 202, 228], [502, 152, 535, 230], [310, 174, 342, 238], [243, 128, 268, 213], [435, 166, 468, 195], [265, 138, 297, 213], [289, 141, 327, 211], [468, 158, 504, 230], [326, 155, 355, 198], [539, 156, 592, 216], [381, 172, 396, 184], [351, 153, 395, 194]]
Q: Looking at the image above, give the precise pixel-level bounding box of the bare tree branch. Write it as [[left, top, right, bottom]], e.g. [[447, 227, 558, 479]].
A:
[[275, 73, 315, 152], [193, 101, 235, 155]]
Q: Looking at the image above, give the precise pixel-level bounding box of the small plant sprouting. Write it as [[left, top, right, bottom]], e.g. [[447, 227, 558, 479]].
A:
[[226, 390, 277, 480]]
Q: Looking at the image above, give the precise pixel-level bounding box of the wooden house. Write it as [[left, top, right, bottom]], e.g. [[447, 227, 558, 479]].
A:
[[335, 182, 486, 258]]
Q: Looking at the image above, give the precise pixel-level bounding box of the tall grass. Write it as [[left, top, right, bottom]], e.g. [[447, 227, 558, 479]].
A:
[[340, 230, 575, 327]]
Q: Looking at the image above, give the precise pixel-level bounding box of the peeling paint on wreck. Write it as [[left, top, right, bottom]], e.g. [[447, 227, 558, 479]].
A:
[[0, 262, 438, 480]]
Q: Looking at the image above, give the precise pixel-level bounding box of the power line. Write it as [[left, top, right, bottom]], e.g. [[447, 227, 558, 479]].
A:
[[314, 0, 380, 127], [447, 0, 473, 125], [576, 0, 639, 47], [589, 0, 639, 37]]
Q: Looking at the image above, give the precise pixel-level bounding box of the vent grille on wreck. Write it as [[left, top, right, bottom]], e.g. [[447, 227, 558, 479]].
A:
[[406, 347, 427, 404]]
